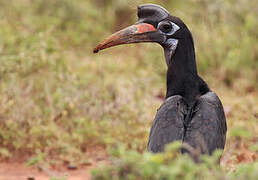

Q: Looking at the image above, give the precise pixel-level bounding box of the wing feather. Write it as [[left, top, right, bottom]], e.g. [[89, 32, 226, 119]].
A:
[[148, 95, 186, 152], [183, 92, 227, 155]]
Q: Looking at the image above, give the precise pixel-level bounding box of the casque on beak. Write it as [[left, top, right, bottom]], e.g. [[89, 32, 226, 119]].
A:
[[93, 23, 162, 53]]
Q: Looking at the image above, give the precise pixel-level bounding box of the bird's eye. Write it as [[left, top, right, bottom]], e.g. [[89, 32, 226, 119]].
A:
[[157, 21, 180, 35], [160, 23, 172, 33], [158, 21, 173, 34]]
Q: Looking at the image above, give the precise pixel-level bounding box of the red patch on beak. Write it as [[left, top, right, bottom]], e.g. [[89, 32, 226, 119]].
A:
[[135, 23, 156, 34]]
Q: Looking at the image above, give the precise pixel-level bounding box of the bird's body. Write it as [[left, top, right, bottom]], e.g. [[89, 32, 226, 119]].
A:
[[94, 4, 227, 159], [148, 91, 227, 157], [148, 27, 227, 156]]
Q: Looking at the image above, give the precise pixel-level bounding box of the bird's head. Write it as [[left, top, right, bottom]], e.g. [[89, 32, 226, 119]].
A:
[[93, 4, 191, 66]]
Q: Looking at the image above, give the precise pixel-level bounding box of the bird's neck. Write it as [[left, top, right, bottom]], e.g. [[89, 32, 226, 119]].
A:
[[165, 36, 208, 105]]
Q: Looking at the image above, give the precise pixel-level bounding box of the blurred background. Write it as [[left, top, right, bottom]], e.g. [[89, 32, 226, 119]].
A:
[[0, 0, 257, 173]]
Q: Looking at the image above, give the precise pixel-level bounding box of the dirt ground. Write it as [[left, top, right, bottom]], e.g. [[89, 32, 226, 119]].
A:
[[0, 162, 94, 180], [0, 147, 108, 180]]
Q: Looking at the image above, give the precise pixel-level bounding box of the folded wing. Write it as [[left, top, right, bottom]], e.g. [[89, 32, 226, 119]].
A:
[[148, 95, 186, 152], [183, 92, 227, 155]]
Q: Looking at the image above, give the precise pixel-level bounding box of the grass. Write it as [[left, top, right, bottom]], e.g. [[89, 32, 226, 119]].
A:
[[91, 144, 258, 180], [0, 0, 257, 178]]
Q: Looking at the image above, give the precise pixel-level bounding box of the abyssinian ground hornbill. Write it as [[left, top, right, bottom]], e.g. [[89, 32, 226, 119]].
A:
[[94, 4, 227, 159]]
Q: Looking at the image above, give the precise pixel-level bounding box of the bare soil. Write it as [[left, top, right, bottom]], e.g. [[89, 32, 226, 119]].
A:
[[0, 146, 108, 180]]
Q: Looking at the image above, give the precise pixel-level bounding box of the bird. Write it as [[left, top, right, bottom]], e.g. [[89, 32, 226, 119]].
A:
[[93, 4, 227, 159]]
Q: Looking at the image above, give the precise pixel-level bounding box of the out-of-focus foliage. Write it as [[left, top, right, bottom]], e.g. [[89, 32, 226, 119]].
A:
[[92, 143, 258, 180], [0, 0, 257, 173]]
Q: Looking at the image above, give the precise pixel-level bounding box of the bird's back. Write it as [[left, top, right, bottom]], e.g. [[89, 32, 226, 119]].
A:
[[148, 91, 227, 158], [183, 92, 227, 155]]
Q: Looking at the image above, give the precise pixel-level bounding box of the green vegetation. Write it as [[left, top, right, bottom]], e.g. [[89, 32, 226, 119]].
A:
[[92, 143, 258, 180], [0, 0, 257, 178]]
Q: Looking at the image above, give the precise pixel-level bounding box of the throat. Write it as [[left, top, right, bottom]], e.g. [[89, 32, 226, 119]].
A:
[[164, 37, 209, 105], [165, 64, 201, 105]]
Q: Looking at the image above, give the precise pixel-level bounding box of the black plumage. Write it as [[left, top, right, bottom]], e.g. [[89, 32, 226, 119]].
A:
[[148, 92, 227, 157], [143, 5, 227, 157], [94, 4, 227, 159]]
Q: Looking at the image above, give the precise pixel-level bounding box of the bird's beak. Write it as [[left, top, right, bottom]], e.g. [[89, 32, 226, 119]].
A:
[[93, 23, 163, 53]]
